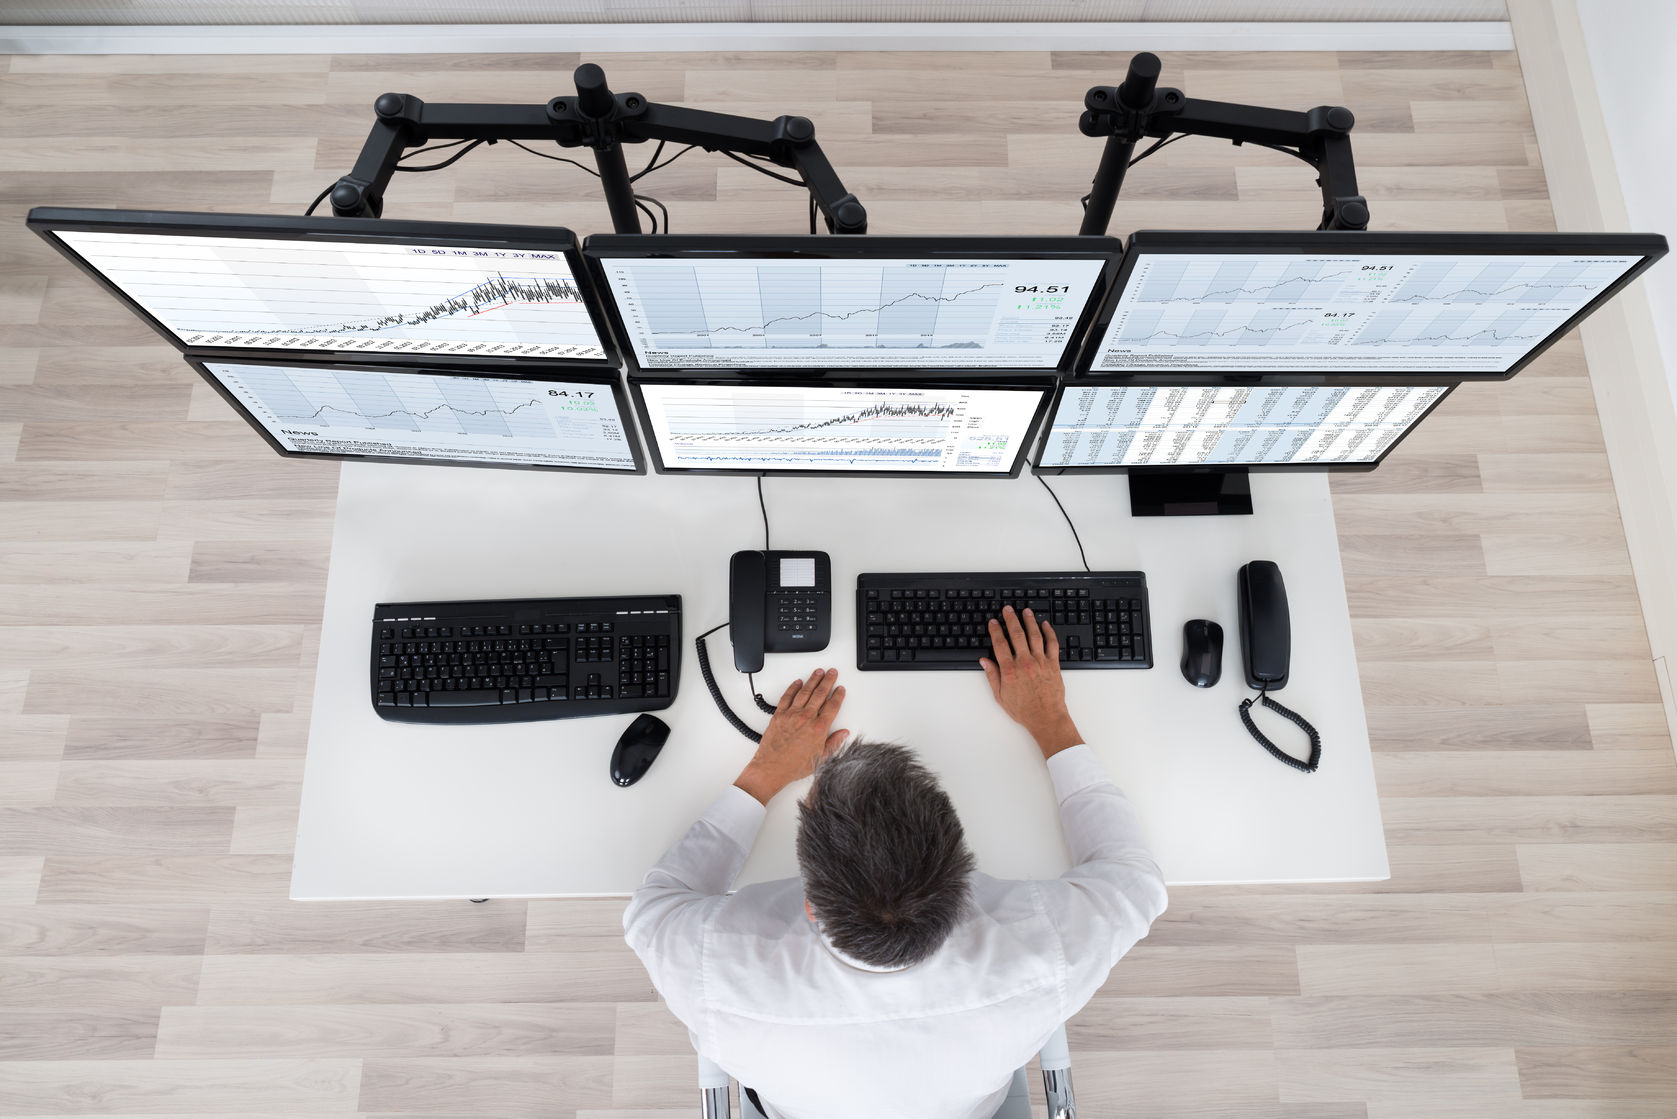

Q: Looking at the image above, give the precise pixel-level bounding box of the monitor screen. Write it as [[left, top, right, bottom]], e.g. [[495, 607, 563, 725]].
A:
[[1085, 231, 1666, 377], [29, 209, 614, 364], [1037, 383, 1451, 470], [632, 379, 1051, 476], [195, 359, 642, 473], [587, 235, 1120, 372]]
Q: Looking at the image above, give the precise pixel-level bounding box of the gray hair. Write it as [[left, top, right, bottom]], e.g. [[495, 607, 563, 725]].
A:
[[796, 739, 975, 969]]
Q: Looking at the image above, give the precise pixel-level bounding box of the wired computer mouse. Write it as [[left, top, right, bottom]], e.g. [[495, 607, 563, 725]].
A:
[[1180, 619, 1224, 689], [611, 713, 671, 787]]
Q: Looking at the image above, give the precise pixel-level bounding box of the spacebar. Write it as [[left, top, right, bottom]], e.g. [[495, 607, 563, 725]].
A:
[[910, 647, 984, 663], [427, 689, 501, 706]]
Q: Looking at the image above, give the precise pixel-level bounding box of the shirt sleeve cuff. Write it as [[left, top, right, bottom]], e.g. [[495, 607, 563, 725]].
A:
[[1045, 743, 1113, 802], [703, 783, 769, 850]]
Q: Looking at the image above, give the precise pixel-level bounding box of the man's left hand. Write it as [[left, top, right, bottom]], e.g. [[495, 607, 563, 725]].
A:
[[734, 668, 848, 805]]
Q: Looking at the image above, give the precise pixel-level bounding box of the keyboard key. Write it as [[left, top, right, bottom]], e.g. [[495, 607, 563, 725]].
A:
[[430, 689, 500, 707]]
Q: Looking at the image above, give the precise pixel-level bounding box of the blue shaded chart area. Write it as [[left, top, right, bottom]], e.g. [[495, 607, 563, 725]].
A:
[[603, 256, 1107, 369], [1094, 251, 1645, 373], [207, 363, 635, 470]]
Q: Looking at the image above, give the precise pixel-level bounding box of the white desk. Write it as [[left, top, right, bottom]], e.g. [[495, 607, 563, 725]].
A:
[[291, 464, 1388, 899]]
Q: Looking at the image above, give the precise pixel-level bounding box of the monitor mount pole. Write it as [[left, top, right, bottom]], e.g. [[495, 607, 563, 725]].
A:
[[1076, 52, 1369, 518], [328, 62, 868, 235], [1077, 52, 1369, 237]]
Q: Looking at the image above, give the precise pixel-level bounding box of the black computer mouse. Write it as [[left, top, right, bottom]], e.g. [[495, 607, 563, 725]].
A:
[[611, 713, 670, 787], [1181, 619, 1224, 688]]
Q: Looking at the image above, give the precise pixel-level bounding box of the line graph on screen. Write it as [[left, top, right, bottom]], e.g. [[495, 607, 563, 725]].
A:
[[53, 229, 605, 358]]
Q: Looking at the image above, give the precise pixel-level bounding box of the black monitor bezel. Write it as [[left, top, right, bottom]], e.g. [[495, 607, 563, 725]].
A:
[[1030, 373, 1458, 475], [583, 234, 1124, 377], [187, 355, 646, 475], [27, 207, 622, 369], [628, 372, 1057, 479], [1075, 229, 1669, 380]]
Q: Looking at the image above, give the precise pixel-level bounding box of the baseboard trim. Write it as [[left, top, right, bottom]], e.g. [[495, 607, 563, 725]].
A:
[[0, 20, 1514, 56], [1509, 0, 1677, 755]]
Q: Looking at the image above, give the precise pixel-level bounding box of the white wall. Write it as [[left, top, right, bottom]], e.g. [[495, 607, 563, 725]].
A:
[[1576, 0, 1677, 413]]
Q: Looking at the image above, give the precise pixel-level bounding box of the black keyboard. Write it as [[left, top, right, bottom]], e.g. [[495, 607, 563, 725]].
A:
[[856, 572, 1151, 670], [370, 595, 681, 724]]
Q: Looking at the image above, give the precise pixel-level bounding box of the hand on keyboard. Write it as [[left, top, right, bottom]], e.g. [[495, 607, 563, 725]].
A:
[[980, 606, 1084, 760]]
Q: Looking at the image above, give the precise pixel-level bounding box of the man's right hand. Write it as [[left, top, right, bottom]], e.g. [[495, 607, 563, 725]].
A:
[[980, 605, 1084, 760]]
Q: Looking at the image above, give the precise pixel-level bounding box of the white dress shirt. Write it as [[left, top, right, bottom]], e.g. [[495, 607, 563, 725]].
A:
[[622, 744, 1168, 1119]]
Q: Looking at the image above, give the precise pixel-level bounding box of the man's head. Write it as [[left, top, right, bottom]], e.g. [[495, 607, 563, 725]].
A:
[[795, 739, 975, 969]]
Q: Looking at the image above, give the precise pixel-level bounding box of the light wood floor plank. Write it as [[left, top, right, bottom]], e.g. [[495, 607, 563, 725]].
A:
[[0, 1057, 361, 1114]]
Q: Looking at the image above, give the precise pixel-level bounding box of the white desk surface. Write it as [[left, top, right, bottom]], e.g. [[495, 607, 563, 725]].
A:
[[291, 464, 1388, 899]]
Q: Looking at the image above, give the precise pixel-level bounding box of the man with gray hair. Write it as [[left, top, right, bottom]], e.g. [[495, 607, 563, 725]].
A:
[[624, 605, 1168, 1118]]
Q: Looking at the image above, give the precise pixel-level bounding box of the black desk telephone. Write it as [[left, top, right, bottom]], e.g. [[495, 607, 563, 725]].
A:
[[696, 550, 834, 744], [1236, 560, 1321, 773], [729, 550, 833, 672]]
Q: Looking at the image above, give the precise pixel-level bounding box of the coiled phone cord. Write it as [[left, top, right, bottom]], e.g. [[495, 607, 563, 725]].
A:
[[1239, 683, 1322, 774], [695, 623, 778, 744]]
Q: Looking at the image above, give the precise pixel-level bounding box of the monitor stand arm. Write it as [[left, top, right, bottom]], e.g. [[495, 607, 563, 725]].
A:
[[327, 63, 868, 235], [1077, 52, 1369, 236]]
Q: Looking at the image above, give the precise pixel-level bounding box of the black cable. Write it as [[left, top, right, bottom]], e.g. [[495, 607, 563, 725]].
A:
[[630, 140, 699, 182], [505, 138, 601, 177], [695, 625, 764, 744], [636, 193, 669, 233], [1036, 475, 1091, 573], [745, 673, 779, 715], [401, 138, 473, 160], [1129, 132, 1184, 166], [809, 193, 818, 235], [393, 138, 488, 172], [720, 149, 807, 187], [304, 184, 333, 216], [1239, 683, 1322, 774], [632, 197, 658, 234], [756, 474, 770, 551], [1247, 140, 1319, 167]]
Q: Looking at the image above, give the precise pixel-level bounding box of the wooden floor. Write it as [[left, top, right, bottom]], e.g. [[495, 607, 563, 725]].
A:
[[2, 46, 1675, 1118]]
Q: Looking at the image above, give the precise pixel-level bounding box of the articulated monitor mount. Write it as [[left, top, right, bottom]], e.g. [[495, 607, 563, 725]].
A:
[[328, 62, 868, 235], [1078, 51, 1368, 238], [1079, 51, 1368, 517]]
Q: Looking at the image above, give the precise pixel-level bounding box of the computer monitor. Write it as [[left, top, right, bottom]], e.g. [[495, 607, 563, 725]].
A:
[[629, 376, 1054, 477], [1035, 378, 1455, 515], [1080, 230, 1667, 379], [28, 208, 618, 367], [585, 235, 1122, 374], [1037, 380, 1451, 471], [191, 357, 644, 473]]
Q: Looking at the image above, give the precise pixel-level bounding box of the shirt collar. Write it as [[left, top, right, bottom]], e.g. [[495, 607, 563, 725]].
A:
[[811, 923, 915, 973]]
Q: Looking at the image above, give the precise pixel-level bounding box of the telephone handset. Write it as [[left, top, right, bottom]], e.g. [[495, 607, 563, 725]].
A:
[[729, 550, 832, 673], [1236, 560, 1321, 773]]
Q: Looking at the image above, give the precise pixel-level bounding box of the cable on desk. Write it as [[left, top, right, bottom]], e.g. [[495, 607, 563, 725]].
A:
[[745, 673, 779, 715], [756, 474, 771, 551], [695, 623, 765, 744], [1239, 683, 1322, 774], [1036, 475, 1091, 573]]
